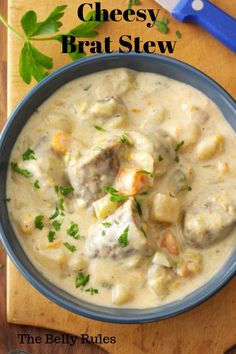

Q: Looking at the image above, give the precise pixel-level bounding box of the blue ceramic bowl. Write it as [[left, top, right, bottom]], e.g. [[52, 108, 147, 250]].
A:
[[0, 53, 236, 324]]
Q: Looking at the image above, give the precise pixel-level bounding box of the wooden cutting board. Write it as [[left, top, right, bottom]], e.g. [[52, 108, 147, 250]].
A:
[[7, 0, 236, 353]]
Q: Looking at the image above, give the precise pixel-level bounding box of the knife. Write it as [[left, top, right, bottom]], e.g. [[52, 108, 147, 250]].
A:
[[155, 0, 236, 52]]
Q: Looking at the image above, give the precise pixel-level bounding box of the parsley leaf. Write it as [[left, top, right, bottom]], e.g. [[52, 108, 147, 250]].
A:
[[20, 42, 53, 84], [47, 231, 56, 243], [21, 5, 67, 37], [137, 169, 154, 177], [59, 185, 74, 196], [34, 215, 44, 230], [120, 134, 129, 143], [94, 125, 106, 132], [64, 242, 76, 253], [67, 223, 80, 239], [52, 220, 62, 231], [175, 141, 185, 153], [176, 30, 182, 39], [22, 148, 36, 161], [104, 185, 128, 203], [50, 207, 59, 220], [76, 272, 90, 288], [85, 287, 99, 295], [11, 162, 32, 177], [34, 179, 40, 189], [118, 226, 129, 248], [102, 222, 112, 228], [158, 155, 164, 162], [155, 18, 169, 34]]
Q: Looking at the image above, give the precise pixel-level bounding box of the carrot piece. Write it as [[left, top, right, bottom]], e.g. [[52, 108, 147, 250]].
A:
[[161, 232, 180, 256], [115, 167, 149, 196], [52, 131, 71, 155]]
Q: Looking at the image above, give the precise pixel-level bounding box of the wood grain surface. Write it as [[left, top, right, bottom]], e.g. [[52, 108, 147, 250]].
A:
[[2, 0, 236, 353]]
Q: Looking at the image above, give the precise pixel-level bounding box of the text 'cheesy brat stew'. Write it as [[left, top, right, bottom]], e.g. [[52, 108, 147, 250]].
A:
[[7, 68, 236, 308]]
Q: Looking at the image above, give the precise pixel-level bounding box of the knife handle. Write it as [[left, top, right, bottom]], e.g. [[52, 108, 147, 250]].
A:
[[172, 0, 236, 52]]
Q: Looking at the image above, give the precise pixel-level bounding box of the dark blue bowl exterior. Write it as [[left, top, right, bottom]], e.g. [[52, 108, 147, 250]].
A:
[[0, 53, 236, 324]]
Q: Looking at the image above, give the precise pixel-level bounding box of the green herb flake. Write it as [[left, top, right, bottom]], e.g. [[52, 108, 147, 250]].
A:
[[188, 186, 192, 191], [85, 287, 99, 295], [155, 18, 169, 34], [52, 219, 62, 231], [102, 222, 112, 228], [102, 230, 106, 236], [137, 169, 154, 178], [76, 272, 90, 288], [64, 242, 76, 253], [50, 207, 59, 220], [34, 215, 44, 230], [175, 141, 185, 153], [83, 84, 92, 91], [158, 155, 164, 162], [59, 185, 74, 196], [67, 223, 80, 239], [118, 225, 129, 248], [22, 148, 36, 161], [120, 134, 129, 143], [176, 30, 182, 39], [5, 198, 11, 202], [11, 162, 32, 178], [58, 198, 65, 214], [34, 179, 40, 189], [174, 156, 180, 163], [0, 263, 3, 269], [139, 191, 148, 196], [134, 198, 142, 216], [94, 125, 106, 132], [47, 231, 56, 243], [169, 192, 175, 198], [104, 185, 128, 203]]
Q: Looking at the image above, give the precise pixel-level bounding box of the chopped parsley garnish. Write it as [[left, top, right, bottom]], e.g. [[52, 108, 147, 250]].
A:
[[139, 191, 148, 196], [134, 198, 142, 216], [67, 223, 80, 239], [47, 231, 56, 243], [85, 287, 99, 295], [174, 156, 180, 163], [84, 84, 92, 91], [176, 30, 182, 39], [22, 148, 36, 161], [155, 18, 169, 34], [5, 198, 11, 202], [141, 226, 147, 238], [64, 242, 76, 253], [104, 185, 128, 203], [114, 220, 119, 225], [174, 141, 184, 163], [58, 198, 65, 215], [59, 185, 74, 196], [11, 162, 32, 177], [120, 134, 129, 143], [169, 192, 175, 198], [137, 169, 154, 178], [52, 219, 62, 231], [76, 272, 90, 288], [128, 0, 142, 11], [102, 230, 106, 236], [94, 125, 106, 132], [118, 225, 129, 248], [34, 179, 40, 189], [50, 207, 59, 220], [158, 155, 164, 162], [34, 215, 44, 230], [102, 222, 112, 228], [93, 146, 103, 152], [188, 186, 192, 191], [175, 141, 185, 153]]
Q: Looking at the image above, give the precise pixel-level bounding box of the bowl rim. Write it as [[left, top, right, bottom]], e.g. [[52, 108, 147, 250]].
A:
[[1, 52, 236, 324]]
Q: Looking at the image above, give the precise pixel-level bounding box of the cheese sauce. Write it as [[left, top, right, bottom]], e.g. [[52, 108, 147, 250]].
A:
[[7, 69, 236, 308]]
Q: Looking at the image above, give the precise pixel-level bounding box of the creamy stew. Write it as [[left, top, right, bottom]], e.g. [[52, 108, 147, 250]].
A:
[[7, 68, 236, 308]]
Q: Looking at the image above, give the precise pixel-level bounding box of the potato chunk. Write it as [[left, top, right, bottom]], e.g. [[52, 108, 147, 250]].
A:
[[195, 135, 224, 161], [152, 193, 180, 223], [112, 283, 131, 305]]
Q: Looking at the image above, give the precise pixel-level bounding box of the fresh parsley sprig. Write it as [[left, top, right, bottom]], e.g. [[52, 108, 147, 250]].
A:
[[0, 6, 104, 84]]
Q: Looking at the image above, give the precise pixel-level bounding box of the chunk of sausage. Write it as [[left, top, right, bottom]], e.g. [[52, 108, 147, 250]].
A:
[[154, 130, 175, 177], [183, 189, 236, 248], [67, 137, 121, 204], [85, 199, 147, 259]]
